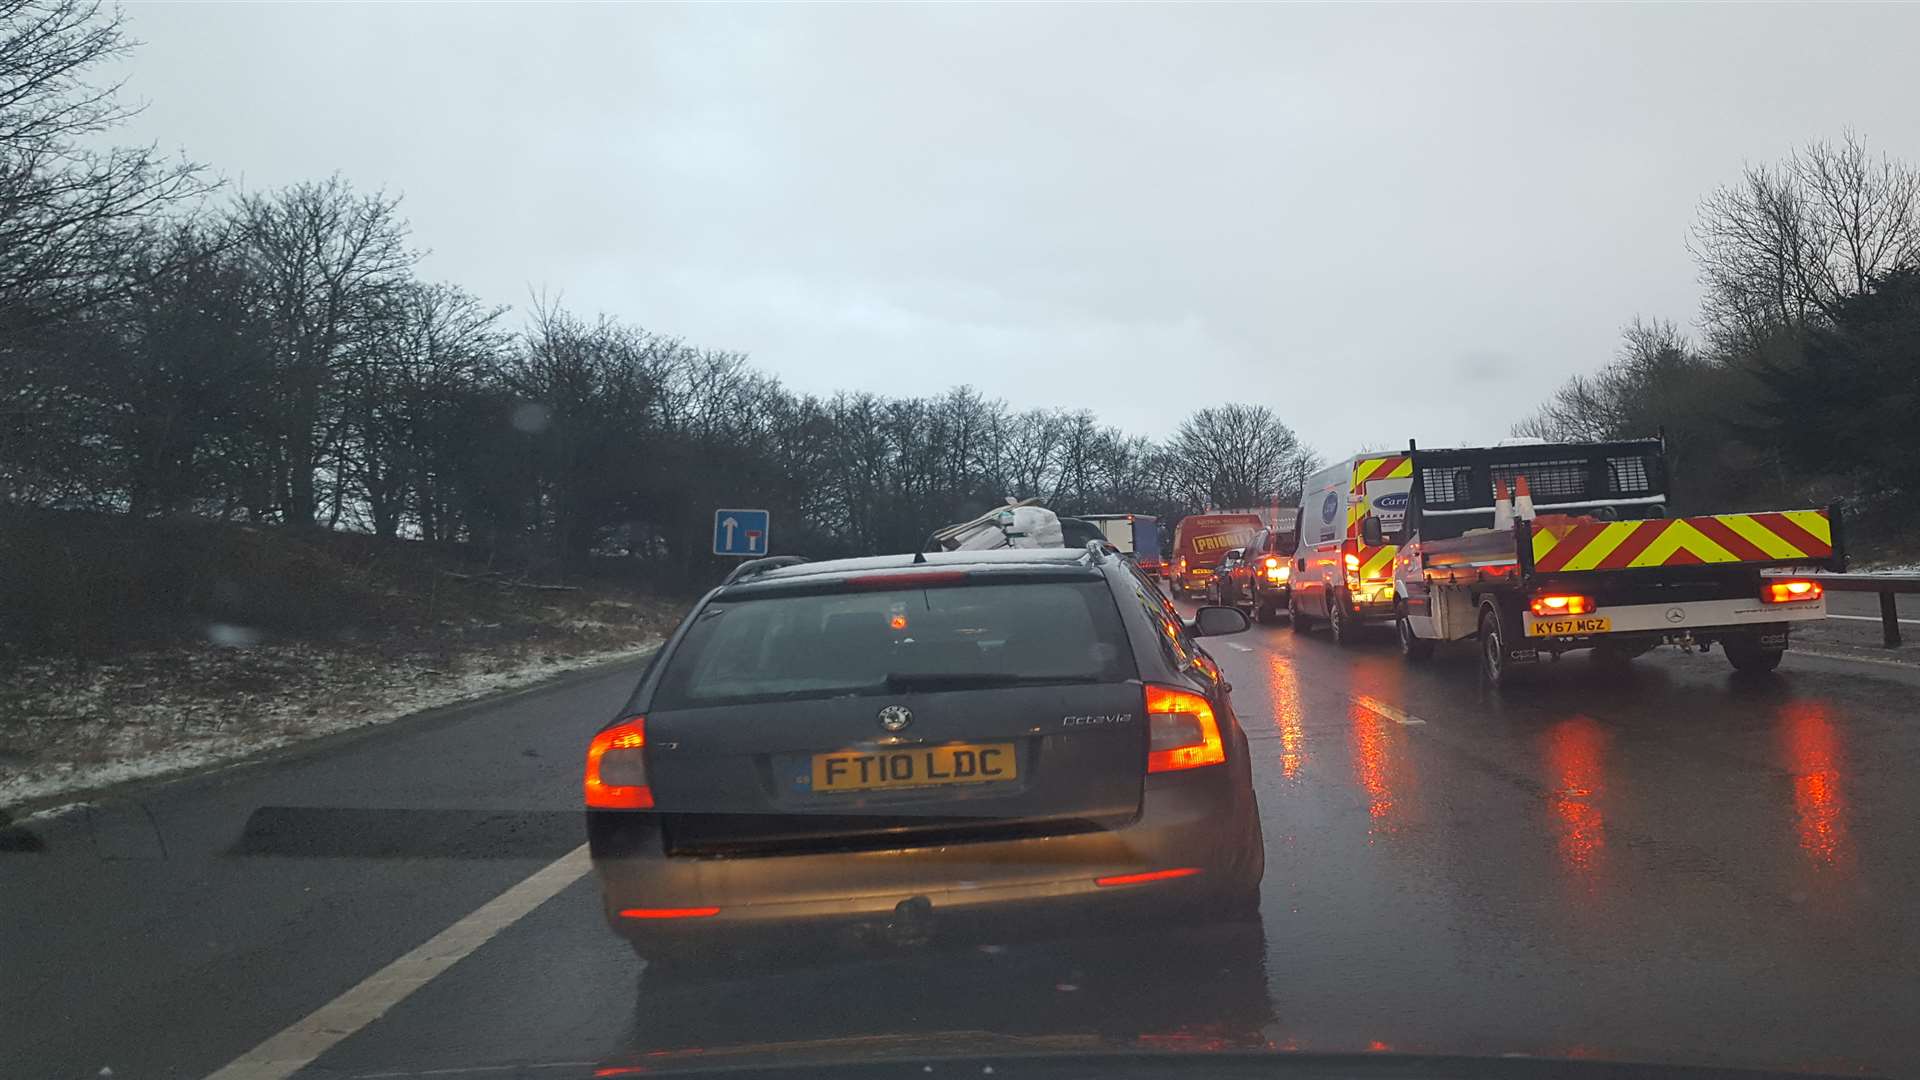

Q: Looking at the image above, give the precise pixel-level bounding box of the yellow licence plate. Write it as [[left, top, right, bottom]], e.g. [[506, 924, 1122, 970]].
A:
[[811, 743, 1017, 793], [1529, 616, 1611, 637]]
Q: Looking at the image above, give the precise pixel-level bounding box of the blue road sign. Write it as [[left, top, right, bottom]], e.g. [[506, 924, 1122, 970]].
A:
[[713, 508, 771, 556]]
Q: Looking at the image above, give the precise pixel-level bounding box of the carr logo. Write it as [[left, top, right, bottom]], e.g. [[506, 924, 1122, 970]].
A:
[[1374, 492, 1409, 511], [1321, 492, 1340, 522]]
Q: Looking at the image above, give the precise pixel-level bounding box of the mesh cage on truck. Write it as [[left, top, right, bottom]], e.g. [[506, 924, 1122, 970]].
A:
[[1414, 439, 1669, 517]]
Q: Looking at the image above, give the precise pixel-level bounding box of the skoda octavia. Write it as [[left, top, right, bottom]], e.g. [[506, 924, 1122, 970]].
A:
[[585, 546, 1265, 966]]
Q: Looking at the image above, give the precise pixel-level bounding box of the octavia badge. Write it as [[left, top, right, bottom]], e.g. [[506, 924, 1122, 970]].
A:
[[878, 705, 913, 732]]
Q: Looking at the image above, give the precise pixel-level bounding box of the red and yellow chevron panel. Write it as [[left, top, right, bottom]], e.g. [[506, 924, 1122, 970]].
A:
[[1343, 455, 1413, 580], [1530, 510, 1834, 573], [1345, 455, 1411, 534], [1349, 455, 1410, 494]]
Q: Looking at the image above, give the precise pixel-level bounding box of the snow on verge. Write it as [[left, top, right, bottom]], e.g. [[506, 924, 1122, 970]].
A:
[[0, 639, 659, 811]]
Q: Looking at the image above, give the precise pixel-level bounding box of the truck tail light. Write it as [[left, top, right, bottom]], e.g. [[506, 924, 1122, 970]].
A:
[[1145, 685, 1226, 773], [585, 717, 654, 809], [1529, 594, 1595, 616], [1762, 579, 1823, 604]]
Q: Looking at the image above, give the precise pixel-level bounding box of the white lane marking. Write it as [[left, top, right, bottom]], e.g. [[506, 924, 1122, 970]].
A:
[[1827, 613, 1920, 626], [1352, 694, 1426, 726], [204, 844, 592, 1080], [1223, 642, 1254, 652], [1791, 648, 1917, 670]]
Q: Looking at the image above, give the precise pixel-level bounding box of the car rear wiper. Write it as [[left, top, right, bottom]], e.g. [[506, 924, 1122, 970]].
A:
[[882, 672, 1103, 692]]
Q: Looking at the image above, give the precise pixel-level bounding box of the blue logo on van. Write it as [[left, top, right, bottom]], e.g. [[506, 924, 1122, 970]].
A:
[[1374, 492, 1409, 511], [1321, 492, 1339, 522]]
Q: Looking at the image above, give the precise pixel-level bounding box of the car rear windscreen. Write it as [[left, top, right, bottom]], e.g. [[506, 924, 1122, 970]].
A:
[[652, 580, 1137, 709]]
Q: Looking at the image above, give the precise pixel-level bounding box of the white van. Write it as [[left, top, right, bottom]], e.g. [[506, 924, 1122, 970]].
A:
[[1289, 452, 1413, 646]]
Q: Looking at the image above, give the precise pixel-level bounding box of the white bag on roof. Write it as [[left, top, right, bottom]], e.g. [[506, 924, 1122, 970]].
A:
[[952, 505, 1065, 550]]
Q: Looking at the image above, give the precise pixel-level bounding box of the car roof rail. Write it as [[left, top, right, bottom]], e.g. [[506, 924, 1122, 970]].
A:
[[1084, 539, 1113, 564], [721, 555, 808, 586]]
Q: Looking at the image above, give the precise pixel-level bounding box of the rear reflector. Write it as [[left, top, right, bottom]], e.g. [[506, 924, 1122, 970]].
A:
[[618, 906, 720, 919], [585, 717, 654, 809], [1762, 579, 1823, 604], [844, 571, 968, 589], [1145, 684, 1226, 772], [1096, 867, 1203, 887]]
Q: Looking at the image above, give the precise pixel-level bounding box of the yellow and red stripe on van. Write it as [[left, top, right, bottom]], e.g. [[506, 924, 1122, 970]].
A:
[[1529, 510, 1834, 573], [1344, 455, 1412, 587]]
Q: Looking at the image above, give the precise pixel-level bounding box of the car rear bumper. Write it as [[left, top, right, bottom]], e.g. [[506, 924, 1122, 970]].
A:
[[590, 773, 1256, 946]]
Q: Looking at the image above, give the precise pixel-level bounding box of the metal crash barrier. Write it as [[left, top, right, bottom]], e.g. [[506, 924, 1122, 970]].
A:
[[1806, 573, 1920, 648]]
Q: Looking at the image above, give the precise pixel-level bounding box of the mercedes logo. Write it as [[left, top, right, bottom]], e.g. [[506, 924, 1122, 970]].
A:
[[1665, 607, 1687, 624], [877, 705, 913, 732]]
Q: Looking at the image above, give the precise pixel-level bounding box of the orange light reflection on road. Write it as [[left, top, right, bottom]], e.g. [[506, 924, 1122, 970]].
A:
[[1350, 706, 1395, 828], [1265, 655, 1307, 779], [1544, 716, 1608, 882], [1781, 701, 1848, 869]]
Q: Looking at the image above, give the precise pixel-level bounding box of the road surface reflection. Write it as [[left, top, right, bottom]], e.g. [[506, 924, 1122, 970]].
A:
[[1543, 716, 1610, 889], [612, 920, 1276, 1068], [1779, 701, 1850, 873], [1264, 655, 1307, 780]]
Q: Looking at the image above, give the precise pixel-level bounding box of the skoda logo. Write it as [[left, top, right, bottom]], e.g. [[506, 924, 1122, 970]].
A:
[[877, 705, 914, 732], [1665, 607, 1687, 624]]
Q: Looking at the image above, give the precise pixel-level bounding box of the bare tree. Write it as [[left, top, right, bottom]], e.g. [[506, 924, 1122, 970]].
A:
[[347, 281, 507, 539], [237, 177, 416, 526], [0, 0, 206, 340], [1691, 134, 1920, 347], [1163, 404, 1316, 510]]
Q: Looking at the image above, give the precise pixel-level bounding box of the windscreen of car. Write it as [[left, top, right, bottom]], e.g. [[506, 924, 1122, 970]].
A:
[[652, 580, 1136, 708]]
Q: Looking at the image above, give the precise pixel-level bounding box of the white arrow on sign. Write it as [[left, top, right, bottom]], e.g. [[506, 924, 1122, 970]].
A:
[[721, 516, 738, 549]]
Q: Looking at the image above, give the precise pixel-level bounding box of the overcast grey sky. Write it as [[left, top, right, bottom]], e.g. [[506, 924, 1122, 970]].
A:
[[111, 2, 1920, 457]]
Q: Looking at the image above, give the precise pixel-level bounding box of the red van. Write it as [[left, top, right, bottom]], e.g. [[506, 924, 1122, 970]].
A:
[[1170, 513, 1263, 598]]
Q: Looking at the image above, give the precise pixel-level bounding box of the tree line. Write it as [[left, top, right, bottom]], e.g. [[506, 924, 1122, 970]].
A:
[[0, 1, 1319, 579], [1518, 134, 1920, 546]]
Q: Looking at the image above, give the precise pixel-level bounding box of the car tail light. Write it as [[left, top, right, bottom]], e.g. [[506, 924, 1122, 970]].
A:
[[1095, 866, 1203, 887], [1145, 684, 1225, 772], [1529, 594, 1595, 616], [585, 717, 654, 809], [617, 906, 719, 919], [1266, 563, 1289, 582], [1762, 579, 1823, 604], [1264, 556, 1280, 569], [1344, 553, 1361, 571]]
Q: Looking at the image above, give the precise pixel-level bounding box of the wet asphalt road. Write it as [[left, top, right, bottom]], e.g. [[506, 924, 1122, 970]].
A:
[[5, 612, 1920, 1079]]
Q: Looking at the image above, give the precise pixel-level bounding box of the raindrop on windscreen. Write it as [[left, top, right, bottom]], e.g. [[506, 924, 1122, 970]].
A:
[[510, 402, 551, 434], [206, 623, 261, 648]]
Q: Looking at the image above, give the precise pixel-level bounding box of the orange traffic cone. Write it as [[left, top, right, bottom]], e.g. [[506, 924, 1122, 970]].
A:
[[1513, 474, 1536, 521], [1492, 478, 1513, 531]]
